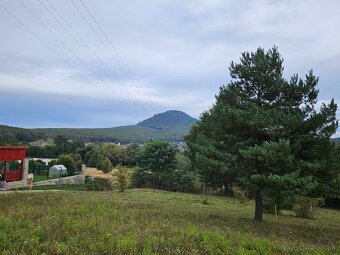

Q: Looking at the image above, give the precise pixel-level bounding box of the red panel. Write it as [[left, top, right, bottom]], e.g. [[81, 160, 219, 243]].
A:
[[4, 169, 23, 182], [0, 146, 27, 160]]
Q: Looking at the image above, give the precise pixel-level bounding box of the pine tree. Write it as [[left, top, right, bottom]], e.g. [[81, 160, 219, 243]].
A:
[[186, 46, 339, 221]]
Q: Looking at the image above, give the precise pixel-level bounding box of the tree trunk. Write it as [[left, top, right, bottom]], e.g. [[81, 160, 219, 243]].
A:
[[254, 189, 263, 222]]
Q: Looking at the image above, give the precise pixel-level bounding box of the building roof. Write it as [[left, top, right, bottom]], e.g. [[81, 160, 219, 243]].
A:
[[0, 146, 28, 160]]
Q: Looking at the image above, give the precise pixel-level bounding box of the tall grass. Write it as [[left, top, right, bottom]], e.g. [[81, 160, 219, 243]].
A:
[[0, 189, 339, 254]]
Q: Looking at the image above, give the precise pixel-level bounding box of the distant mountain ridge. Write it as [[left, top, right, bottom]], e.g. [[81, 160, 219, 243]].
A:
[[0, 125, 45, 144], [137, 110, 197, 130], [0, 110, 197, 144]]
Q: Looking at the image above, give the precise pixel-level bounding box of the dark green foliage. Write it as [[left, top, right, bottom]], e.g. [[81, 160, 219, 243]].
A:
[[137, 140, 177, 189], [70, 153, 82, 162], [292, 196, 324, 219], [57, 154, 76, 176], [0, 125, 45, 145], [1, 111, 196, 144], [75, 160, 83, 172], [100, 158, 113, 173], [186, 46, 339, 221], [28, 159, 49, 176], [84, 145, 104, 168], [48, 159, 58, 167], [137, 110, 197, 131], [27, 136, 85, 158], [131, 142, 199, 193], [131, 167, 151, 188], [34, 110, 197, 143], [27, 145, 57, 158], [172, 153, 200, 193], [118, 143, 141, 167], [83, 143, 141, 169]]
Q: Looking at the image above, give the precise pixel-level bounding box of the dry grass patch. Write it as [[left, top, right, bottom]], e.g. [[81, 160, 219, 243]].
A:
[[84, 167, 117, 182]]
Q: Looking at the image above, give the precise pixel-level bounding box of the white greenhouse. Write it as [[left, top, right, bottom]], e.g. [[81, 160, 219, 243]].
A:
[[49, 165, 67, 179]]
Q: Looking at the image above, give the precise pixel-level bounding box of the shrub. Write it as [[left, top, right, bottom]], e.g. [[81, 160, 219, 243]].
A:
[[292, 196, 324, 219], [238, 235, 273, 255], [263, 195, 286, 214], [100, 158, 113, 173], [201, 183, 212, 205], [232, 186, 248, 204], [115, 165, 131, 192], [85, 176, 113, 191], [57, 154, 76, 175], [76, 160, 83, 173], [130, 167, 152, 188]]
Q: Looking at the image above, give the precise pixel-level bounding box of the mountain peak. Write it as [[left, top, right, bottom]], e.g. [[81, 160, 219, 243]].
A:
[[136, 110, 197, 131]]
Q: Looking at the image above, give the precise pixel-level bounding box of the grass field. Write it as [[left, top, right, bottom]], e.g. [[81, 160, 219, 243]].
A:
[[0, 189, 339, 254], [32, 175, 48, 183]]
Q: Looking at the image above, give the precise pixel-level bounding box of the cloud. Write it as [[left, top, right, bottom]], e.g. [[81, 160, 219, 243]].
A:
[[0, 0, 340, 128]]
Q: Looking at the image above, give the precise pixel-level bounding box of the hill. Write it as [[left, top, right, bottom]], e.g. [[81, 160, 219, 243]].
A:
[[1, 189, 339, 254], [38, 110, 197, 143], [0, 125, 45, 145], [137, 110, 197, 130], [0, 110, 197, 144]]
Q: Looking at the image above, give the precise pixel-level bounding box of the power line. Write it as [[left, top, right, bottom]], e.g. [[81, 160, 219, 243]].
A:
[[79, 0, 158, 109], [35, 0, 146, 116], [74, 0, 160, 112], [42, 0, 149, 115], [0, 2, 135, 118]]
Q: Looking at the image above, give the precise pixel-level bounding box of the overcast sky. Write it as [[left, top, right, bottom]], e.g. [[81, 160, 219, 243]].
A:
[[0, 0, 340, 133]]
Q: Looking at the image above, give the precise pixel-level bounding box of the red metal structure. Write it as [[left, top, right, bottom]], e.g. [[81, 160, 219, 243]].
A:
[[0, 146, 27, 182]]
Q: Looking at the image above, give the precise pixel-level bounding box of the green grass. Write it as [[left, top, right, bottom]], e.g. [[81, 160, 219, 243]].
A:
[[33, 175, 49, 183], [29, 138, 54, 147], [17, 184, 87, 191], [0, 189, 339, 254]]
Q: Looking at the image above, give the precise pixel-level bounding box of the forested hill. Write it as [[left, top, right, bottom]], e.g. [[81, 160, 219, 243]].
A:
[[137, 110, 197, 130], [0, 110, 197, 144], [0, 125, 45, 144]]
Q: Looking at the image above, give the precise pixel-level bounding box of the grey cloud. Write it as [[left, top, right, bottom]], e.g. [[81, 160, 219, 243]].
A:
[[0, 0, 339, 129]]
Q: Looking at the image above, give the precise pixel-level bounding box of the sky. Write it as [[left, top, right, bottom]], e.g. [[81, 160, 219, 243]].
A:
[[0, 0, 340, 133]]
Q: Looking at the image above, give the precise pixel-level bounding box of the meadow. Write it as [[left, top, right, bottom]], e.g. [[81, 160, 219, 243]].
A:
[[0, 189, 339, 254]]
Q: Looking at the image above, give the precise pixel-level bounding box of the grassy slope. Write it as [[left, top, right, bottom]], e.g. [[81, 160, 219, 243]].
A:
[[0, 189, 339, 254]]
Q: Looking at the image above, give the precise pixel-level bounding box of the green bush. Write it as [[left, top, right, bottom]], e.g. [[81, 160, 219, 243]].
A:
[[232, 186, 248, 204], [85, 176, 113, 191], [101, 158, 113, 173], [57, 154, 76, 175], [76, 160, 83, 173], [292, 196, 324, 219], [115, 165, 131, 192], [238, 235, 273, 255]]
